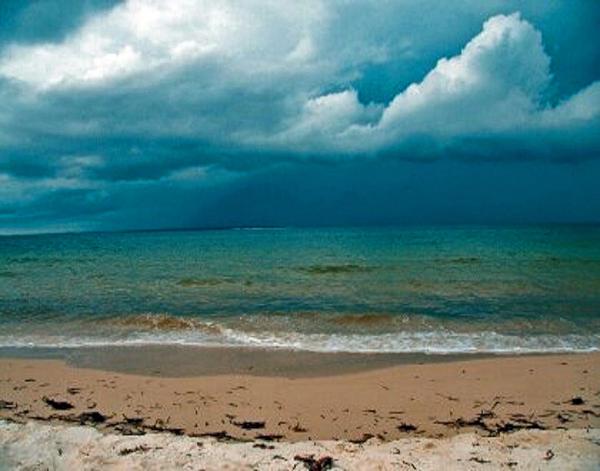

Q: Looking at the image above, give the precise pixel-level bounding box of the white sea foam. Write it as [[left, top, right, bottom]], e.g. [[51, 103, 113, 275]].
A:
[[0, 329, 598, 354]]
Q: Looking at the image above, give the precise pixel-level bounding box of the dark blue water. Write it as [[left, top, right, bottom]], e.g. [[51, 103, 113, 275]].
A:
[[1, 226, 599, 353]]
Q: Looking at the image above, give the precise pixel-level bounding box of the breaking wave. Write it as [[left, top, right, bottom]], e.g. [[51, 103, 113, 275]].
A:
[[103, 314, 222, 334], [0, 326, 597, 354]]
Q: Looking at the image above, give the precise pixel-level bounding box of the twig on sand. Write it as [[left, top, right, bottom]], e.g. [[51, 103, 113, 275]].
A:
[[294, 454, 334, 471], [232, 420, 266, 430], [42, 397, 74, 411], [118, 445, 151, 456]]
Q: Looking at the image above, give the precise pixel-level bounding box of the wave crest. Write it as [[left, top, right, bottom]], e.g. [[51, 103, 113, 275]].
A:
[[105, 314, 222, 334], [1, 328, 598, 354]]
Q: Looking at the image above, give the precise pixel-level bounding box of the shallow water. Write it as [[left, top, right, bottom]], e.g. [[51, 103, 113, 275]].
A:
[[0, 226, 599, 353]]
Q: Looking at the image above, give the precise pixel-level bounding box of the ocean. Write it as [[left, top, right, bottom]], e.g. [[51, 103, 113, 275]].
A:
[[0, 226, 599, 354]]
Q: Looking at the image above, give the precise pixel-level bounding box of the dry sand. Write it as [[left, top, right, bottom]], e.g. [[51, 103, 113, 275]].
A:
[[1, 351, 599, 469], [1, 421, 599, 470]]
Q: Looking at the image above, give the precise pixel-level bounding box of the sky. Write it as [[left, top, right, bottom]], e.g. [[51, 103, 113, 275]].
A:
[[0, 0, 599, 234]]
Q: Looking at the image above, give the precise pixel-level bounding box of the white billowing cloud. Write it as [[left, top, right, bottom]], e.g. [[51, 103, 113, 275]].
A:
[[0, 0, 387, 148], [0, 0, 334, 90], [266, 90, 383, 151], [379, 13, 549, 133], [0, 4, 598, 161], [541, 81, 600, 126], [247, 12, 598, 154], [314, 12, 598, 152]]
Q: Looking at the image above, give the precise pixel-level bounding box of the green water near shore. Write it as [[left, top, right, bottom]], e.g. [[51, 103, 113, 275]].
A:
[[1, 226, 599, 353]]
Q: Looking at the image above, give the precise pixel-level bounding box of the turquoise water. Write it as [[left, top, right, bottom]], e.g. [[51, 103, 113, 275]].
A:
[[1, 226, 599, 353]]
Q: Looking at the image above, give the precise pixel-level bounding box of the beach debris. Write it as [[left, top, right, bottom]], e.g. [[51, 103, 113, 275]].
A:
[[556, 412, 572, 423], [112, 416, 146, 435], [570, 396, 585, 405], [294, 454, 334, 471], [78, 411, 107, 424], [255, 433, 284, 441], [0, 399, 16, 409], [434, 408, 547, 436], [66, 387, 81, 395], [232, 420, 266, 430], [196, 431, 238, 441], [349, 433, 374, 444], [397, 422, 418, 432], [148, 424, 184, 435], [118, 445, 151, 456], [291, 422, 308, 433], [114, 424, 146, 436], [469, 456, 491, 464], [42, 397, 74, 410], [252, 442, 274, 449], [123, 415, 144, 426], [496, 417, 545, 434], [544, 449, 555, 461]]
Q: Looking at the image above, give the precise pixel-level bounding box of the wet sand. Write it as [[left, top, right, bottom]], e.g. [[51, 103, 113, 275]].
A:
[[0, 350, 598, 443], [0, 345, 497, 377]]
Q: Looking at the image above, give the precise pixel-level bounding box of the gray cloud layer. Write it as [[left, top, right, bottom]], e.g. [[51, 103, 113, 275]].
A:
[[0, 1, 598, 232]]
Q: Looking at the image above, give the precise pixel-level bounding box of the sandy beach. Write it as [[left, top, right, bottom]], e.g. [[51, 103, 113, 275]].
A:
[[2, 421, 599, 470], [2, 0, 599, 466], [1, 350, 599, 468]]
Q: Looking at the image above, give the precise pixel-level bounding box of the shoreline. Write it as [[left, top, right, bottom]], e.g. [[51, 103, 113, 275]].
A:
[[0, 345, 510, 378], [1, 352, 598, 443]]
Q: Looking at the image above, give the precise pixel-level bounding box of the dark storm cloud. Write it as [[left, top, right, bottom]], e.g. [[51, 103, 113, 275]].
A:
[[0, 1, 598, 233], [0, 0, 123, 46]]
